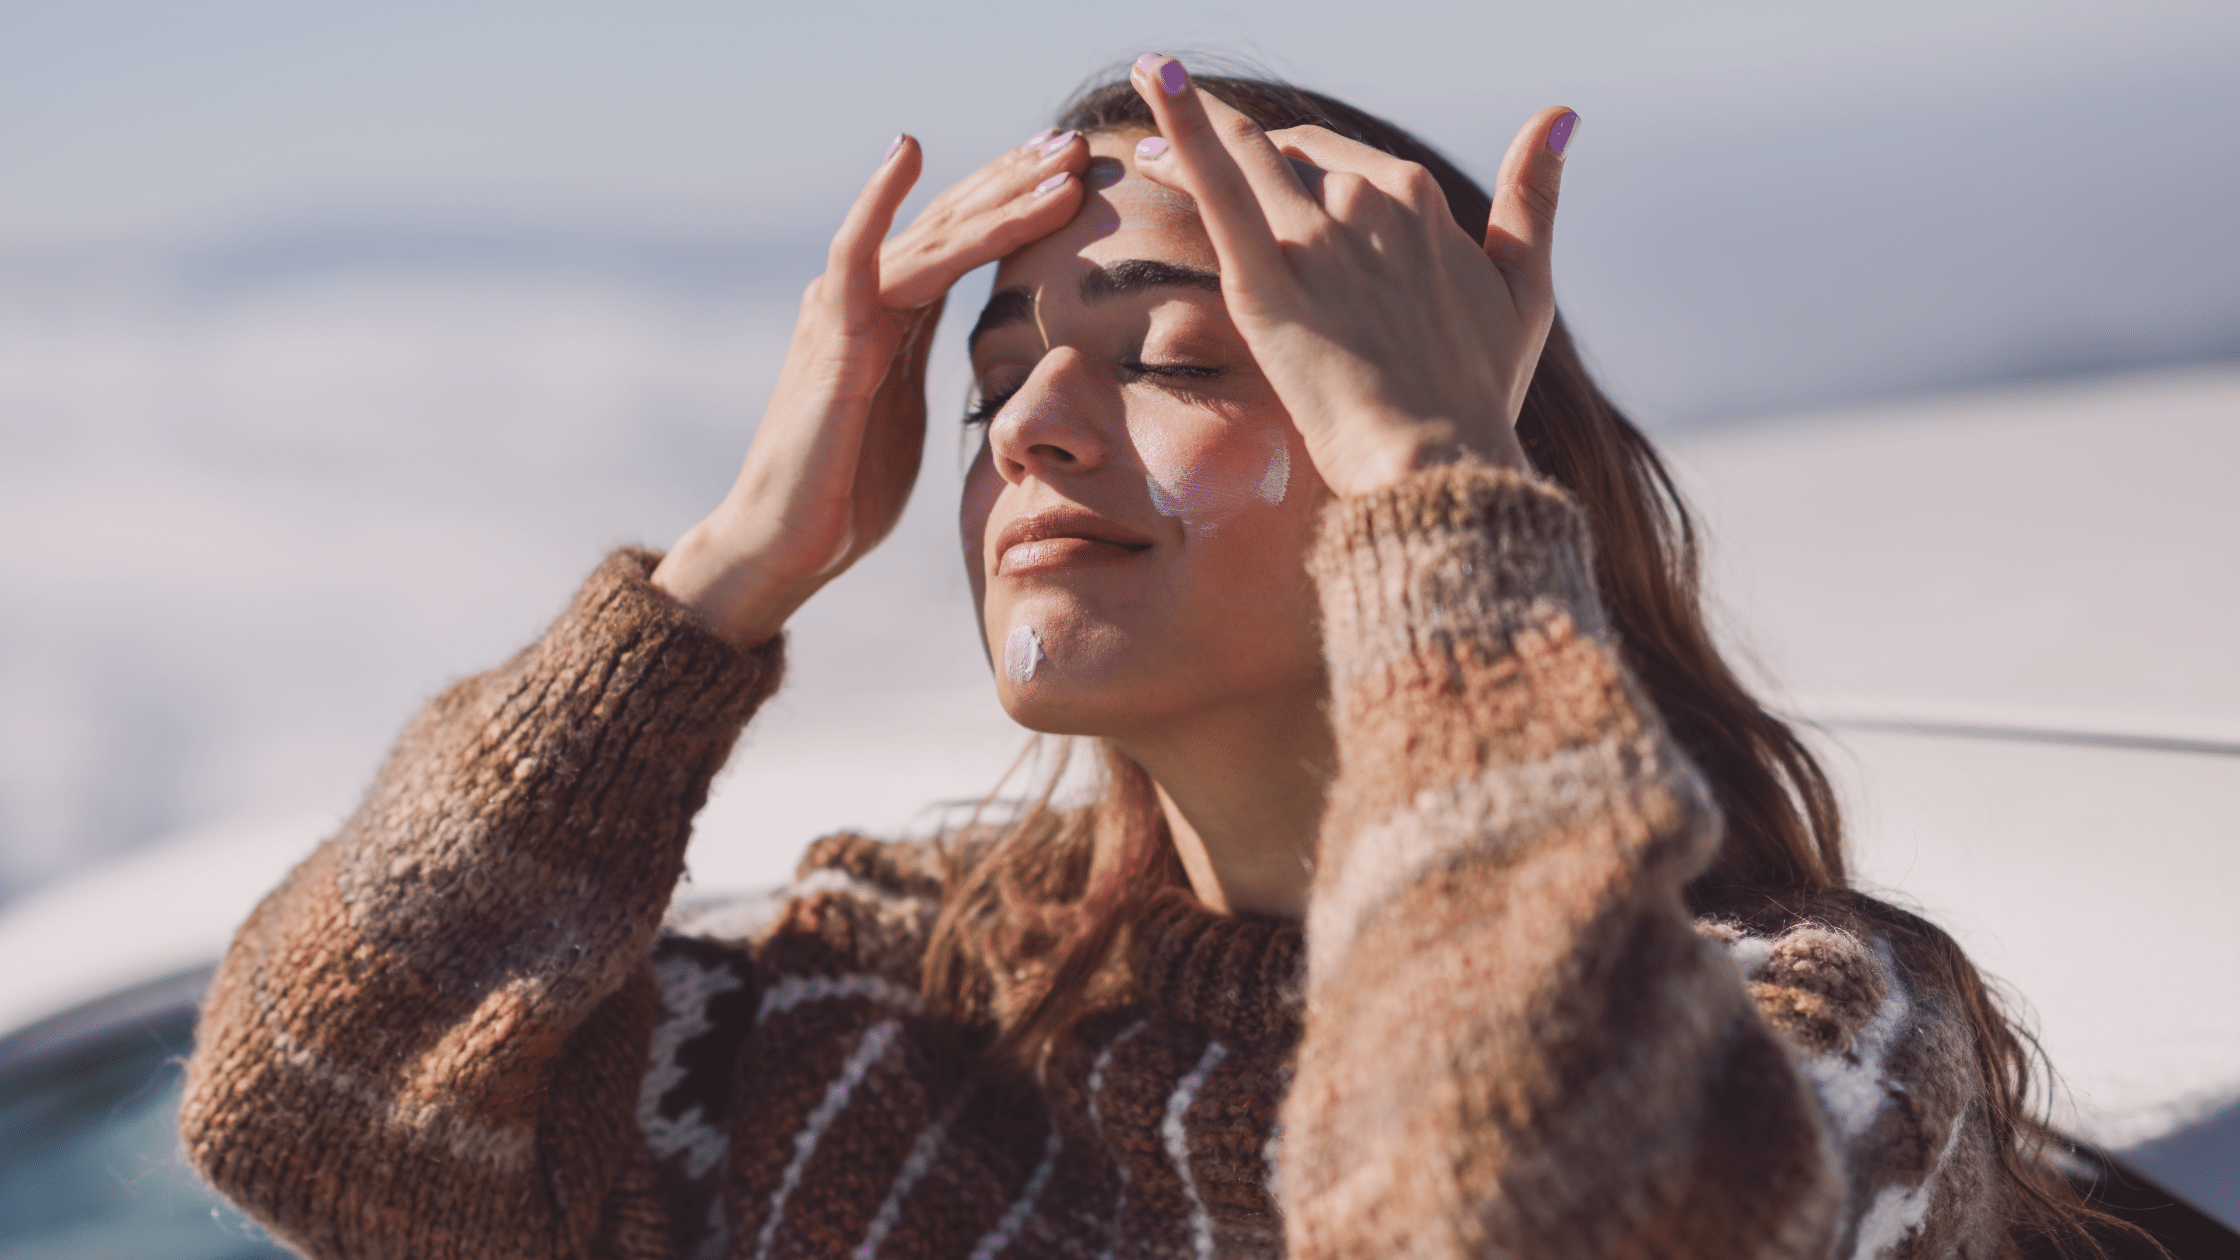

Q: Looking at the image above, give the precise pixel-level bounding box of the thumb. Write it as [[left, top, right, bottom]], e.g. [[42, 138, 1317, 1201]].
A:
[[1484, 107, 1577, 295]]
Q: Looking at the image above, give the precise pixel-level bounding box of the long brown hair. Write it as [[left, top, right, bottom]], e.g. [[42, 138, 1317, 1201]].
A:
[[922, 71, 2136, 1258]]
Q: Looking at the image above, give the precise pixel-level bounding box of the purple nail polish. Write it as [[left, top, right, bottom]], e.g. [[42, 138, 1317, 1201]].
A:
[[1038, 130, 1078, 157], [1159, 59, 1189, 96], [1034, 172, 1070, 195], [885, 134, 904, 162], [1547, 113, 1578, 155], [1135, 136, 1169, 162], [1022, 127, 1057, 150]]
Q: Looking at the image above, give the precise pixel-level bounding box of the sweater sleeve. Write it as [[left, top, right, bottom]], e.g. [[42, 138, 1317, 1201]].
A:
[[180, 549, 784, 1260], [1280, 463, 2000, 1259]]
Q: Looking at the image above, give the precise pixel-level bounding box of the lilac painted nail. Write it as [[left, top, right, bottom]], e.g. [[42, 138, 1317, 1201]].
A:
[[1159, 59, 1189, 96], [1022, 127, 1057, 150], [884, 134, 904, 162], [1135, 53, 1162, 76], [1547, 112, 1578, 155], [1135, 136, 1170, 162], [1038, 130, 1078, 157], [1034, 172, 1070, 195]]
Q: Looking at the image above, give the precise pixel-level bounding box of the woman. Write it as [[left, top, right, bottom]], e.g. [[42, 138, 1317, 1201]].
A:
[[181, 57, 2105, 1259]]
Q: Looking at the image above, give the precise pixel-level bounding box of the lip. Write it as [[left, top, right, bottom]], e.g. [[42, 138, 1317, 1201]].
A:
[[994, 507, 1154, 577]]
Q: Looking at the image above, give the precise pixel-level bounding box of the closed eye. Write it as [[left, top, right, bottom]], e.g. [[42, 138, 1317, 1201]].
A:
[[964, 383, 1022, 428], [966, 362, 1223, 426], [1121, 360, 1224, 382]]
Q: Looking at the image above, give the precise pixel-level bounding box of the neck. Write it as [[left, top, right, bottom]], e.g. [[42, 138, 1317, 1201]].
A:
[[1113, 687, 1332, 919]]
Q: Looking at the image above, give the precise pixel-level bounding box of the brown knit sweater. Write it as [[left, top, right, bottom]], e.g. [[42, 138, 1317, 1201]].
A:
[[181, 464, 2003, 1259]]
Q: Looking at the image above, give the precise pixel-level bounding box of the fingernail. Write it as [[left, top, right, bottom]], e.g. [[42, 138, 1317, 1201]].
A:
[[884, 134, 904, 163], [1135, 136, 1169, 162], [1037, 130, 1078, 157], [1159, 59, 1189, 96], [1022, 127, 1057, 151], [1035, 172, 1070, 195], [1547, 112, 1579, 156]]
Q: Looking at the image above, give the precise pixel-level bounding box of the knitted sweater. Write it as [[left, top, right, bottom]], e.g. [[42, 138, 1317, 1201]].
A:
[[181, 464, 2003, 1260]]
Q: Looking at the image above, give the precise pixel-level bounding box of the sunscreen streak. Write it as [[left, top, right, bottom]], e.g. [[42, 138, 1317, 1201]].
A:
[[1140, 428, 1290, 534], [1004, 625, 1044, 684]]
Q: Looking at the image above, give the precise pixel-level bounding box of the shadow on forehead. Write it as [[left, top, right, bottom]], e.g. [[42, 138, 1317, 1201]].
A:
[[1085, 156, 1126, 190], [969, 260, 1223, 350]]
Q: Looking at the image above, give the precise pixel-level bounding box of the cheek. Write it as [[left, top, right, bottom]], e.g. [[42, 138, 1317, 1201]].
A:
[[1163, 432, 1331, 675], [960, 446, 1001, 611], [1130, 409, 1294, 529]]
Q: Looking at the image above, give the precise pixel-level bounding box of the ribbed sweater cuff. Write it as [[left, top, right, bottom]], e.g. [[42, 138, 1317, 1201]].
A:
[[371, 547, 786, 889], [1309, 459, 1605, 694], [509, 543, 782, 792]]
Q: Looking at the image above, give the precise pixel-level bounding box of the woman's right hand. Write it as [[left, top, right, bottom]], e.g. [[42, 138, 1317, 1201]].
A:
[[1122, 57, 1568, 498], [653, 130, 1089, 647]]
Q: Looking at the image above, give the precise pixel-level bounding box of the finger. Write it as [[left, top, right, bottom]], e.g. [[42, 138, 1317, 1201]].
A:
[[826, 133, 925, 313], [897, 125, 1078, 224], [1484, 107, 1576, 292], [879, 133, 1088, 310], [1267, 125, 1453, 220], [852, 296, 942, 556], [1125, 56, 1311, 283]]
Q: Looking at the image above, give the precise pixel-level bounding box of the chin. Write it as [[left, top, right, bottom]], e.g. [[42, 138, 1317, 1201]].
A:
[[993, 668, 1139, 739], [989, 646, 1192, 741]]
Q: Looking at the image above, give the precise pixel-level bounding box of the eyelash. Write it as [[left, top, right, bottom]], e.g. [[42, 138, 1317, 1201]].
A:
[[962, 361, 1225, 427], [962, 384, 1020, 428]]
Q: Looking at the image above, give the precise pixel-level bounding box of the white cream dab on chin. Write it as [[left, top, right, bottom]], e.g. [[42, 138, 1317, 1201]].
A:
[[1004, 625, 1045, 684]]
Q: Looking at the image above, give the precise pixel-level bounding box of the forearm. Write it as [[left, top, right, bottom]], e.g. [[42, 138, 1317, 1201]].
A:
[[181, 548, 783, 1258], [1283, 463, 1841, 1258]]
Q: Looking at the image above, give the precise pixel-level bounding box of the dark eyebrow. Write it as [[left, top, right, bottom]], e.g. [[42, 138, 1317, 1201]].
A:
[[968, 286, 1035, 351], [968, 259, 1223, 351], [1079, 259, 1221, 305]]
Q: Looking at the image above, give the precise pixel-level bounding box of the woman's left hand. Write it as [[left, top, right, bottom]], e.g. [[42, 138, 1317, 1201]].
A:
[[1125, 55, 1575, 497]]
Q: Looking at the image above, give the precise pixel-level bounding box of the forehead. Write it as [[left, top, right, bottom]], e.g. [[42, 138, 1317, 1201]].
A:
[[991, 131, 1218, 293]]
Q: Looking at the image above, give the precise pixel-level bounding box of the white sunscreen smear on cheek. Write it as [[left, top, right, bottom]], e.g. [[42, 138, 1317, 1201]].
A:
[[1140, 427, 1290, 533], [1257, 437, 1291, 505], [1004, 625, 1045, 684]]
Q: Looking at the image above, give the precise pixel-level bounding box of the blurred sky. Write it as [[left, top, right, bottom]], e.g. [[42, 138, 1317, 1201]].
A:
[[1, 0, 2237, 902], [7, 0, 2238, 417]]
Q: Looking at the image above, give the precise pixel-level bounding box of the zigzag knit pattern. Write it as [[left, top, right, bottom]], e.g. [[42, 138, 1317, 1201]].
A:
[[181, 467, 2003, 1259]]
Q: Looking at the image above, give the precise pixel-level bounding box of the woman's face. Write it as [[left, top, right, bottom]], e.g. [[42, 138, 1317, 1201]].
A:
[[961, 131, 1333, 740]]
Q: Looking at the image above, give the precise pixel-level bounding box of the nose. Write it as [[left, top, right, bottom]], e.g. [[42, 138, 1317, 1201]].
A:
[[986, 348, 1112, 487]]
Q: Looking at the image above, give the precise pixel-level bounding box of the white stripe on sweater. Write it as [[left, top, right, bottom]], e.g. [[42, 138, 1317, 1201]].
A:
[[756, 972, 923, 1023], [1089, 1019, 1151, 1260], [640, 945, 745, 1179], [1848, 1102, 1970, 1260], [1162, 1040, 1229, 1260], [1720, 932, 1777, 982], [966, 1124, 1064, 1260], [753, 1018, 902, 1260], [852, 1085, 977, 1260], [1799, 939, 1912, 1141]]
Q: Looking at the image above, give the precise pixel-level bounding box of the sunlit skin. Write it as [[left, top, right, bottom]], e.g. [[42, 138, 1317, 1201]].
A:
[[653, 56, 1573, 919], [962, 133, 1335, 916]]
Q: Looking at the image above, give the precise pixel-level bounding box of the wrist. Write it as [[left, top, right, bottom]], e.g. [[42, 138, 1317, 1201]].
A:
[[1320, 421, 1529, 498], [650, 524, 809, 649]]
